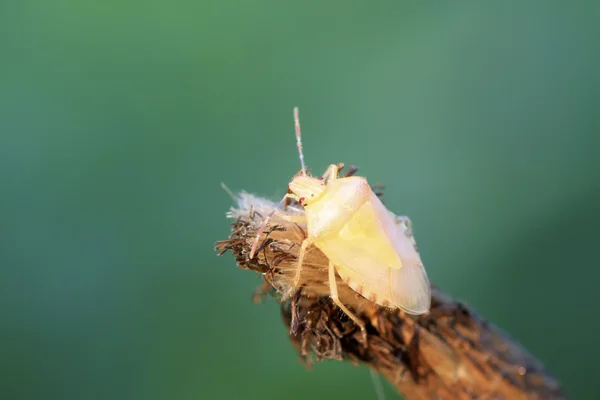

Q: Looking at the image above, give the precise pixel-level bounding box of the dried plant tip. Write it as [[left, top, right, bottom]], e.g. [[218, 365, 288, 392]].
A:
[[216, 171, 565, 400]]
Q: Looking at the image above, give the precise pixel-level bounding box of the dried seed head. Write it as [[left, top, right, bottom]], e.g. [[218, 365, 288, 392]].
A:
[[216, 177, 564, 400], [223, 192, 371, 311]]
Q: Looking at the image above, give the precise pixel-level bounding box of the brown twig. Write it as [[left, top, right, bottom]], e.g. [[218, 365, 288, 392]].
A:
[[215, 165, 565, 400]]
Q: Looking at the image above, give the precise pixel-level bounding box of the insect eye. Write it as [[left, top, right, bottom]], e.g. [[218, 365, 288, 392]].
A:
[[299, 197, 305, 204], [317, 177, 324, 181]]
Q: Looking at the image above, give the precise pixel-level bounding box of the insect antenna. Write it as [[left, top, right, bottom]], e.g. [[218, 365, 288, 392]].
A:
[[250, 107, 305, 259], [249, 194, 288, 259], [294, 107, 307, 176]]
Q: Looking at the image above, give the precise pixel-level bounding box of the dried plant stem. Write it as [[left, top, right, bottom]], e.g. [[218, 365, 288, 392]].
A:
[[215, 166, 565, 400]]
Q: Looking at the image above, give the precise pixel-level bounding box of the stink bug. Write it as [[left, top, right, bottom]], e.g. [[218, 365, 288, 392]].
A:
[[249, 108, 431, 336]]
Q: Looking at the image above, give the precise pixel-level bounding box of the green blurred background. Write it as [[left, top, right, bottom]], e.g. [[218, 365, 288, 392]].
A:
[[2, 1, 599, 399]]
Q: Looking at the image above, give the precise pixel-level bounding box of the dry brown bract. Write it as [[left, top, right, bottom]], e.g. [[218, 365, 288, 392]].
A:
[[215, 165, 565, 400]]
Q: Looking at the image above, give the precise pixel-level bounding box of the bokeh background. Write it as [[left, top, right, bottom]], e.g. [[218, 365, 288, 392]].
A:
[[2, 1, 599, 399]]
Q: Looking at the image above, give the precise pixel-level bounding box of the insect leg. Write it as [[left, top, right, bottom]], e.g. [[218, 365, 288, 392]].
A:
[[293, 239, 310, 285], [328, 261, 367, 344], [272, 210, 306, 223], [394, 215, 419, 252], [321, 164, 340, 183], [283, 238, 311, 299], [249, 193, 300, 259], [395, 215, 414, 237]]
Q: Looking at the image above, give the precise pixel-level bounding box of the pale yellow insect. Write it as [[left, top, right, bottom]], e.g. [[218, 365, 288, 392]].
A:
[[250, 108, 431, 335]]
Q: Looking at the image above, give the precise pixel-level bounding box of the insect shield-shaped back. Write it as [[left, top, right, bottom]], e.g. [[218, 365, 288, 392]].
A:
[[298, 176, 372, 239], [307, 178, 431, 315]]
